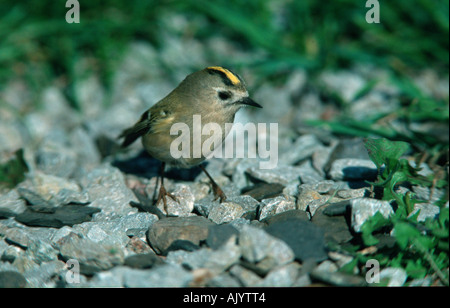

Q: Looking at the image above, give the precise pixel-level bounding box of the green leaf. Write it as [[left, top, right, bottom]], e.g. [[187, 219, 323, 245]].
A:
[[364, 138, 410, 171], [405, 259, 427, 279], [438, 207, 449, 227], [360, 212, 392, 246], [339, 258, 358, 275], [414, 235, 436, 251], [351, 79, 379, 102], [393, 222, 420, 250], [432, 228, 449, 239]]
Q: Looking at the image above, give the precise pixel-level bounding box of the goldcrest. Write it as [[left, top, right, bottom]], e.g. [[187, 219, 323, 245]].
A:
[[119, 66, 262, 209]]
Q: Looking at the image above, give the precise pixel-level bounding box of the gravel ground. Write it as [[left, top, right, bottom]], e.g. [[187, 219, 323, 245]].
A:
[[0, 35, 448, 287]]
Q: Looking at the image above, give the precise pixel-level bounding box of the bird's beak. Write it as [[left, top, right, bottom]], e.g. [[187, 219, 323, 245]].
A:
[[238, 97, 263, 108]]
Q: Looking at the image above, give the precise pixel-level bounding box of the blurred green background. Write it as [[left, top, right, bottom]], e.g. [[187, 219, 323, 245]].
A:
[[1, 0, 448, 90], [0, 0, 448, 155]]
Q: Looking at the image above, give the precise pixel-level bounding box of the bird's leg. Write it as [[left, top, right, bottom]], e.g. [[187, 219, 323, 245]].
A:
[[199, 164, 227, 202], [155, 162, 178, 214]]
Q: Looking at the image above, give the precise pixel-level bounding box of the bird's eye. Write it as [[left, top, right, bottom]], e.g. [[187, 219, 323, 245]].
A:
[[218, 91, 232, 100]]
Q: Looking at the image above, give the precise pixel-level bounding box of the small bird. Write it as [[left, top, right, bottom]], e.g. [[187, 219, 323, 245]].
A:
[[119, 66, 262, 211]]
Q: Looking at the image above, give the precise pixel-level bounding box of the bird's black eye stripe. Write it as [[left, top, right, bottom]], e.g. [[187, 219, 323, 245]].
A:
[[218, 91, 232, 100]]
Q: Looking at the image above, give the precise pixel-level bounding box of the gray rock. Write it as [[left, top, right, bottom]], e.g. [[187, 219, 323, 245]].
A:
[[164, 239, 200, 254], [239, 225, 294, 270], [328, 251, 354, 269], [296, 185, 329, 215], [312, 203, 354, 244], [319, 71, 365, 103], [379, 267, 407, 286], [262, 209, 309, 226], [0, 189, 27, 216], [259, 195, 296, 221], [297, 160, 324, 184], [53, 188, 90, 206], [69, 127, 101, 170], [79, 164, 138, 220], [23, 260, 66, 288], [125, 236, 154, 255], [0, 122, 24, 153], [206, 272, 241, 287], [124, 252, 164, 269], [315, 260, 338, 273], [279, 134, 324, 165], [412, 186, 445, 204], [208, 201, 245, 224], [351, 198, 394, 232], [11, 254, 39, 273], [74, 223, 127, 247], [260, 262, 301, 287], [58, 233, 124, 275], [265, 218, 328, 262], [74, 212, 158, 246], [351, 91, 400, 121], [206, 224, 239, 250], [194, 197, 217, 217], [3, 227, 35, 249], [228, 218, 252, 231], [312, 180, 339, 194], [1, 245, 24, 265], [0, 270, 27, 288], [254, 71, 305, 123], [409, 203, 440, 222], [50, 226, 79, 247], [312, 143, 336, 177], [229, 159, 259, 189], [242, 183, 285, 201], [337, 187, 369, 199], [83, 266, 127, 288], [327, 138, 371, 161], [310, 267, 367, 286], [0, 208, 16, 219], [246, 165, 301, 185], [147, 216, 214, 254], [35, 137, 77, 178], [15, 205, 101, 228], [0, 239, 9, 258], [282, 183, 300, 197], [123, 263, 193, 287], [3, 226, 56, 249], [156, 183, 195, 216], [18, 172, 83, 206], [25, 240, 59, 264], [293, 273, 312, 287], [229, 264, 263, 287], [227, 195, 260, 213], [17, 187, 57, 213], [166, 236, 240, 275], [328, 158, 377, 181]]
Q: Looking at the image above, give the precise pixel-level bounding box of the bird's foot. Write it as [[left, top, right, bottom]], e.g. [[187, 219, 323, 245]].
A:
[[212, 183, 227, 203], [156, 185, 178, 216]]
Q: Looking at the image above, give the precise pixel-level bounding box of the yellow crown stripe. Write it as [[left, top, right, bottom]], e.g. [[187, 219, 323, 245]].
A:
[[207, 66, 240, 85]]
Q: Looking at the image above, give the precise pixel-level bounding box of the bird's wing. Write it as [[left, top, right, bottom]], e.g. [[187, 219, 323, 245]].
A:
[[118, 110, 152, 148], [118, 106, 175, 148]]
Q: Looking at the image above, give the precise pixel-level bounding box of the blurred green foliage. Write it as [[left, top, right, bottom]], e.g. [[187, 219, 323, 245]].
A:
[[336, 138, 449, 285], [1, 0, 448, 94], [0, 149, 28, 189]]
